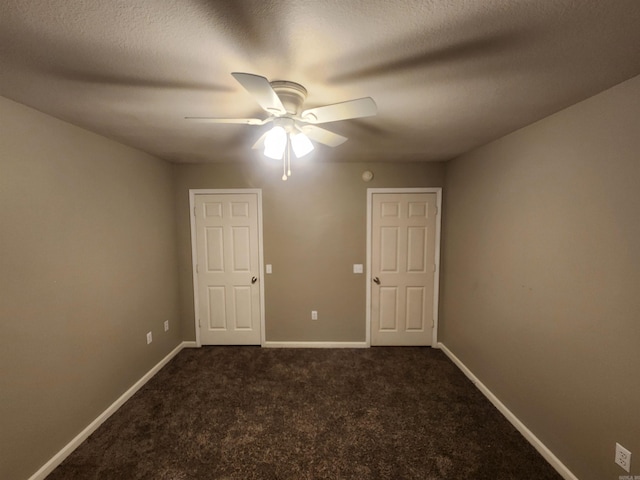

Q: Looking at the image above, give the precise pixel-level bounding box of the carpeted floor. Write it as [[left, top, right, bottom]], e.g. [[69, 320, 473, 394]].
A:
[[47, 347, 562, 479]]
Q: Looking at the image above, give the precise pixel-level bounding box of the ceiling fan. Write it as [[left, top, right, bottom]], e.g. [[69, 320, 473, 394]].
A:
[[186, 72, 377, 179]]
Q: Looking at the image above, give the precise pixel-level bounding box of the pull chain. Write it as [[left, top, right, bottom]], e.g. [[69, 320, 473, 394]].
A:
[[282, 134, 292, 181], [282, 152, 287, 181]]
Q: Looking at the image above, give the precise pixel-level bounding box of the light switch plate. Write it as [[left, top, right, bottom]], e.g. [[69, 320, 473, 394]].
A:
[[353, 264, 363, 274], [266, 264, 272, 274]]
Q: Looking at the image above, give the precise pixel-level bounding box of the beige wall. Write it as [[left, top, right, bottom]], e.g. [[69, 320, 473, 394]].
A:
[[174, 161, 445, 342], [0, 97, 181, 480], [440, 75, 640, 479]]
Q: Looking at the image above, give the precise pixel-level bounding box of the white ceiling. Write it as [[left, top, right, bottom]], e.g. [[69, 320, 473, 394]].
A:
[[1, 0, 639, 164]]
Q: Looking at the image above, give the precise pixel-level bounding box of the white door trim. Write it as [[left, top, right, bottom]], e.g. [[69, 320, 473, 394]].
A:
[[189, 189, 266, 347], [366, 187, 442, 347]]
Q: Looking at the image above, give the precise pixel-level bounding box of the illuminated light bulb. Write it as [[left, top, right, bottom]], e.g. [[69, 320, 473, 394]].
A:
[[264, 126, 287, 160], [291, 132, 314, 158]]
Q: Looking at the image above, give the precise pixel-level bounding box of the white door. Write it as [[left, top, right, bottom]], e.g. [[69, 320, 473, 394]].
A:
[[370, 192, 438, 346], [193, 192, 262, 345]]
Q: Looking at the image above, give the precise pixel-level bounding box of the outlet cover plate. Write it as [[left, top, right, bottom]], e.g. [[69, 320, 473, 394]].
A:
[[615, 443, 631, 472], [146, 332, 153, 344], [311, 310, 318, 320], [164, 321, 169, 332]]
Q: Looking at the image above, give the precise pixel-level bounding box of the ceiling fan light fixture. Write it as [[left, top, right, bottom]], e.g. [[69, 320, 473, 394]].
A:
[[263, 126, 287, 159], [290, 131, 314, 158], [186, 72, 378, 179]]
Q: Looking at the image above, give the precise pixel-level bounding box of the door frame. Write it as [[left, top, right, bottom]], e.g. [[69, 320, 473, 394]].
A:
[[189, 189, 266, 347], [366, 188, 442, 347]]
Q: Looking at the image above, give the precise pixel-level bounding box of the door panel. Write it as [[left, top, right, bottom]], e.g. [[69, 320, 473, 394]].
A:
[[406, 287, 425, 331], [371, 192, 437, 346], [205, 227, 224, 271], [231, 226, 251, 271], [207, 286, 226, 329], [233, 286, 253, 329], [195, 193, 262, 345], [380, 227, 399, 272], [407, 227, 427, 272], [379, 287, 399, 331]]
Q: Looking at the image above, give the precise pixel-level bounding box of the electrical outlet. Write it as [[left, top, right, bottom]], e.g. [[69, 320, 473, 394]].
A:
[[311, 310, 318, 320], [164, 320, 169, 332], [615, 443, 631, 472], [146, 332, 153, 344]]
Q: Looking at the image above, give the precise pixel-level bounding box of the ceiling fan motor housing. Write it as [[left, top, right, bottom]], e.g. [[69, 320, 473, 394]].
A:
[[270, 80, 307, 115]]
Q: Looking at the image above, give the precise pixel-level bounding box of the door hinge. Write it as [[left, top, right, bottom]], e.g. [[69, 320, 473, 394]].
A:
[[433, 264, 437, 273], [198, 318, 201, 328], [196, 264, 199, 274], [434, 205, 438, 215], [193, 206, 196, 217]]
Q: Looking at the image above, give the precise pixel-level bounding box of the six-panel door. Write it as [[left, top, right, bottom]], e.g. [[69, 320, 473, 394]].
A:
[[371, 193, 437, 346], [194, 193, 261, 345]]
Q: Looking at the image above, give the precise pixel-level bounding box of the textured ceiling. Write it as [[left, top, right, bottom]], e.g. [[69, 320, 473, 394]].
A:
[[1, 0, 639, 164]]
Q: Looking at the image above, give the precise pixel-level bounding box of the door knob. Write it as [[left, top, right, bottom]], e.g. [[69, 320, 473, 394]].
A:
[[251, 276, 258, 284], [373, 277, 380, 284]]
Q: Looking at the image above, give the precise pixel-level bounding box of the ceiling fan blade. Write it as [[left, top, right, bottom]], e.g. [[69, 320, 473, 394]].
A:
[[252, 131, 269, 150], [301, 97, 377, 124], [231, 72, 287, 115], [184, 117, 268, 125], [301, 125, 348, 147]]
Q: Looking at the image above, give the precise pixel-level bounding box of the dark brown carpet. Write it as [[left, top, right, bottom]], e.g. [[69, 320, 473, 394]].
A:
[[47, 347, 562, 479]]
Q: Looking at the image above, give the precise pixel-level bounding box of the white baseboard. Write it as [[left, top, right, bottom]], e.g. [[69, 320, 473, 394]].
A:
[[181, 341, 198, 348], [263, 341, 368, 348], [438, 343, 579, 480], [28, 341, 189, 480]]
